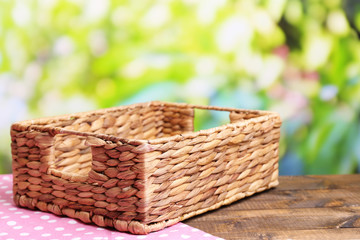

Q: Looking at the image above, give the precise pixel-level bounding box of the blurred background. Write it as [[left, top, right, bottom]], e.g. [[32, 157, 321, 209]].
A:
[[1, 0, 360, 175]]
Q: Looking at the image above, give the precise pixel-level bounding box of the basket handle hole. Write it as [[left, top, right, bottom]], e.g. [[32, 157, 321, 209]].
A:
[[49, 134, 92, 180], [193, 109, 230, 132]]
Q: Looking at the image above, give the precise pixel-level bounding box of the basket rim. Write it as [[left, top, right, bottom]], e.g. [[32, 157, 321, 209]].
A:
[[11, 101, 281, 145]]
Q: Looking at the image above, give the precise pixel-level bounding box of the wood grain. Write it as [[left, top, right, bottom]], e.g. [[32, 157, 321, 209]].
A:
[[184, 175, 360, 240]]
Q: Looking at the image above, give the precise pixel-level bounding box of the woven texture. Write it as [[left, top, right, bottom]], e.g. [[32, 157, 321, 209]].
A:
[[10, 101, 282, 234]]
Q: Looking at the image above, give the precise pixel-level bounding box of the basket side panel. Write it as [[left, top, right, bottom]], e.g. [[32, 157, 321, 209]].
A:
[[11, 125, 155, 231], [44, 106, 165, 140], [145, 114, 281, 223]]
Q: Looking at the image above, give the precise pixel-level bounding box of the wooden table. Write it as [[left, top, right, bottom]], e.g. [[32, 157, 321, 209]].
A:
[[184, 175, 360, 240]]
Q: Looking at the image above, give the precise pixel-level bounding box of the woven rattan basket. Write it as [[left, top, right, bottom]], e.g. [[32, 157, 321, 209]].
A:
[[11, 101, 281, 234]]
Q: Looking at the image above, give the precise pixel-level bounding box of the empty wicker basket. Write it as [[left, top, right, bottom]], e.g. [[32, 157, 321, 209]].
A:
[[10, 101, 281, 234]]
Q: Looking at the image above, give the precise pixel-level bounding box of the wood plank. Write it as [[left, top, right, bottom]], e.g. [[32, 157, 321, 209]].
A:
[[222, 188, 360, 210], [212, 229, 360, 240], [187, 207, 360, 230], [276, 175, 360, 191], [184, 175, 360, 240]]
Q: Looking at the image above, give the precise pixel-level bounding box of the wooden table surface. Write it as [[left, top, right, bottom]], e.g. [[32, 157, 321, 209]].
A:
[[184, 175, 360, 240]]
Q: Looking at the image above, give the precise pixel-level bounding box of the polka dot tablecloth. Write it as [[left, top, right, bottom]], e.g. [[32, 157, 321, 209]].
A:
[[0, 174, 223, 240]]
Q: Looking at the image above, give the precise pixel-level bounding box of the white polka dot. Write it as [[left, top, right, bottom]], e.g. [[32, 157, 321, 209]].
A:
[[215, 238, 224, 240], [0, 233, 8, 236], [181, 234, 191, 239], [115, 237, 124, 240], [0, 199, 5, 202], [76, 227, 85, 231], [7, 221, 16, 226], [181, 224, 188, 228], [34, 211, 41, 214], [0, 186, 8, 189], [20, 233, 29, 236], [93, 237, 104, 240], [63, 233, 72, 236], [55, 227, 64, 231], [40, 215, 50, 220], [20, 215, 29, 218], [96, 227, 104, 230], [191, 228, 199, 232], [14, 212, 23, 214], [3, 176, 10, 181], [203, 233, 211, 237], [0, 211, 3, 214], [13, 226, 23, 229], [137, 236, 147, 239], [68, 220, 77, 224], [5, 190, 12, 194], [71, 237, 81, 240], [159, 234, 168, 237], [1, 216, 9, 219], [42, 233, 51, 237], [85, 232, 94, 235], [6, 238, 15, 240], [48, 220, 57, 223], [170, 230, 179, 232], [8, 208, 17, 211], [3, 203, 11, 206], [34, 226, 44, 230]]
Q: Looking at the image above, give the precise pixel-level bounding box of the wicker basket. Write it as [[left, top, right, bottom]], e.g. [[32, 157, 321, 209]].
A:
[[10, 101, 281, 234]]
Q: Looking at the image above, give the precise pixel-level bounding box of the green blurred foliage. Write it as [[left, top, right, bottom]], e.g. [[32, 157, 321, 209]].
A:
[[1, 0, 360, 175]]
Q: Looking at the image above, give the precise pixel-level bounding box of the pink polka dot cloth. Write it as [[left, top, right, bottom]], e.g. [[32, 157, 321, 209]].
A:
[[0, 174, 223, 240]]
